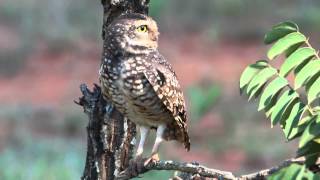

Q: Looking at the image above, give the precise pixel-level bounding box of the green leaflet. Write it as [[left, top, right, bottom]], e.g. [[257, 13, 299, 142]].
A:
[[265, 106, 274, 118], [297, 140, 320, 157], [306, 76, 320, 104], [295, 165, 306, 180], [246, 67, 277, 100], [240, 60, 269, 94], [279, 47, 316, 77], [264, 21, 299, 44], [258, 77, 288, 111], [314, 137, 320, 144], [298, 108, 313, 126], [283, 102, 304, 140], [267, 32, 306, 60], [285, 43, 304, 57], [305, 153, 320, 167], [288, 112, 313, 140], [299, 116, 320, 148], [270, 89, 299, 126], [267, 164, 300, 180], [268, 164, 320, 180], [294, 59, 320, 89], [268, 171, 285, 180], [282, 164, 301, 180], [295, 165, 319, 179]]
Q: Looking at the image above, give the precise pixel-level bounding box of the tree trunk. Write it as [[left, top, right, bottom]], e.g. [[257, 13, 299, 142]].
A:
[[77, 1, 150, 180]]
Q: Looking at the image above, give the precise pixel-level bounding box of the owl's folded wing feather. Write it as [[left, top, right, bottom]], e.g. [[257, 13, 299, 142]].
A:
[[143, 53, 190, 150]]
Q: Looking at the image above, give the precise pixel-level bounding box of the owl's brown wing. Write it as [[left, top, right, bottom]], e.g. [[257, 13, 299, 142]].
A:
[[143, 52, 190, 151]]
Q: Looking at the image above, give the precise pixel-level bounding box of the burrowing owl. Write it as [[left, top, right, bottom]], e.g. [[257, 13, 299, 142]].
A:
[[99, 13, 190, 160]]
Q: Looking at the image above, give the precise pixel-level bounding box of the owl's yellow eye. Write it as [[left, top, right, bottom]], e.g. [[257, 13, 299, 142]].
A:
[[136, 25, 148, 33]]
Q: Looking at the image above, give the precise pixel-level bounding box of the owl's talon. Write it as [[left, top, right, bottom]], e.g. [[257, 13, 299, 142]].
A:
[[151, 153, 160, 161], [144, 153, 160, 166]]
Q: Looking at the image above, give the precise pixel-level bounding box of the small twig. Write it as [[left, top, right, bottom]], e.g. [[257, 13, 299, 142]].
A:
[[238, 157, 306, 180]]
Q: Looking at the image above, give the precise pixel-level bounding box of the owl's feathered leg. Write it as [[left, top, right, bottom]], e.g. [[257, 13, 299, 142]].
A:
[[136, 125, 149, 158], [149, 124, 166, 161]]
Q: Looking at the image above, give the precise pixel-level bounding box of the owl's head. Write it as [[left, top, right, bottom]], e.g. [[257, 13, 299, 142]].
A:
[[105, 13, 159, 54]]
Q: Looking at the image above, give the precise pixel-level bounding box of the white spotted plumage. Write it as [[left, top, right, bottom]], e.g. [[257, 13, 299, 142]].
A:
[[99, 13, 190, 159]]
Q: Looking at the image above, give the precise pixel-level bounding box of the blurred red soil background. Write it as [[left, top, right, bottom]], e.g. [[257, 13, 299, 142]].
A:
[[0, 32, 291, 172], [0, 36, 261, 105]]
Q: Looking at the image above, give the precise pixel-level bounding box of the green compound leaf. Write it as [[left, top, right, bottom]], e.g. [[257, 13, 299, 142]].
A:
[[299, 116, 320, 148], [294, 59, 320, 89], [240, 60, 269, 94], [264, 21, 299, 44], [267, 32, 307, 60], [306, 76, 320, 104], [270, 89, 299, 127], [246, 67, 277, 100], [258, 77, 288, 111], [279, 47, 316, 77], [283, 102, 304, 140]]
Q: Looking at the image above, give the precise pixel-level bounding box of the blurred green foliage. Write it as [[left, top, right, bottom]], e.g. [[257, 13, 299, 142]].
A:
[[0, 138, 84, 180], [187, 82, 220, 120], [0, 105, 173, 180], [151, 0, 320, 41], [132, 171, 173, 180], [1, 0, 320, 47], [0, 138, 172, 180]]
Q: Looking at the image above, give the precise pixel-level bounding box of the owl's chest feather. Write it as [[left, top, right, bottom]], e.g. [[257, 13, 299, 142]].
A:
[[100, 57, 169, 126]]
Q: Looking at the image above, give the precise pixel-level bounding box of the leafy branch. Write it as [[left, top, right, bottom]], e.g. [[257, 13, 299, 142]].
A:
[[240, 21, 320, 179]]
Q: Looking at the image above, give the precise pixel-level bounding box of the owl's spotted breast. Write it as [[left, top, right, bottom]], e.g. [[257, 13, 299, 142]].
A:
[[100, 54, 171, 127]]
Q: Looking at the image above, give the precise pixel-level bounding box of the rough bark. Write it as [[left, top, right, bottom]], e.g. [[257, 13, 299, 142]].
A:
[[76, 1, 150, 180]]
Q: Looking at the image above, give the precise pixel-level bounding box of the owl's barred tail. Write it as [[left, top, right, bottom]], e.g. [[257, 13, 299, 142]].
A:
[[183, 129, 191, 151], [174, 115, 190, 151]]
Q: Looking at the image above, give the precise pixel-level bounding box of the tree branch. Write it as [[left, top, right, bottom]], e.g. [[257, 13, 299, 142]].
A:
[[115, 157, 314, 180]]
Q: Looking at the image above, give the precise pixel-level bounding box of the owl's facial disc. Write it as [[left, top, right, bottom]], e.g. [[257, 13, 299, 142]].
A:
[[105, 14, 160, 54], [127, 19, 159, 50]]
